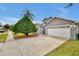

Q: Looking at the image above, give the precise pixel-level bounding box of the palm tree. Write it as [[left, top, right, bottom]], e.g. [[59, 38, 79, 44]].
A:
[[64, 3, 73, 8], [12, 9, 37, 36], [23, 9, 34, 20]]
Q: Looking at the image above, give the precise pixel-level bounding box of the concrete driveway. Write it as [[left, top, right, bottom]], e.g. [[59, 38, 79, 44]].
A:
[[16, 35, 68, 56], [0, 31, 68, 56]]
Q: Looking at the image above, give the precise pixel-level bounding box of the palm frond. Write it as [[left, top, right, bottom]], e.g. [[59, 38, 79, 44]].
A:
[[64, 3, 73, 8], [22, 9, 34, 20]]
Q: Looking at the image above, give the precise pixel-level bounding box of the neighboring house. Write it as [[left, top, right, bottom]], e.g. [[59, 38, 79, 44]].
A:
[[35, 23, 42, 34], [42, 17, 53, 25], [0, 27, 5, 33], [0, 23, 5, 33], [41, 17, 79, 39]]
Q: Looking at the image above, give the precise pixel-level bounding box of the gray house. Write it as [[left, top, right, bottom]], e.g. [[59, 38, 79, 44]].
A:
[[39, 17, 79, 39], [35, 23, 43, 34], [0, 23, 5, 33]]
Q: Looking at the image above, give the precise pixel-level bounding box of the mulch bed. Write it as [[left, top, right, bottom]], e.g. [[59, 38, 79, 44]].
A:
[[14, 35, 37, 39]]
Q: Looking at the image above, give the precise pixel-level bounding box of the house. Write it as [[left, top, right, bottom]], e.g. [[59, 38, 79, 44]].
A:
[[35, 23, 43, 34], [0, 23, 5, 33], [41, 17, 79, 39], [0, 27, 5, 33], [42, 17, 53, 25], [77, 22, 79, 33]]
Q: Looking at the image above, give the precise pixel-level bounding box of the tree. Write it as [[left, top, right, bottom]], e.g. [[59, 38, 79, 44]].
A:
[[23, 9, 34, 20], [64, 3, 73, 8], [12, 10, 37, 36], [3, 24, 10, 31]]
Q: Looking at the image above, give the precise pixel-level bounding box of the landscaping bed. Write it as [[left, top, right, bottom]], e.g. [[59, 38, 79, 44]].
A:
[[46, 40, 79, 56], [0, 32, 8, 42], [13, 33, 37, 39]]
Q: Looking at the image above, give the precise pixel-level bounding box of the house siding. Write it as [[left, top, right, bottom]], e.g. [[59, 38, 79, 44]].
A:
[[70, 27, 77, 39], [43, 18, 77, 39], [44, 18, 76, 35]]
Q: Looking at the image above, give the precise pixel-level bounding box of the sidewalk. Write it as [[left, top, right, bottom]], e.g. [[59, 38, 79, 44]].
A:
[[0, 31, 22, 56]]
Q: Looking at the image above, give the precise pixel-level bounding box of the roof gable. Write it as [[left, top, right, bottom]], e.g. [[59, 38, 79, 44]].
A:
[[44, 17, 76, 27]]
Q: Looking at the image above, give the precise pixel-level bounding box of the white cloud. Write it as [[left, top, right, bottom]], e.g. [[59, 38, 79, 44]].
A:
[[0, 16, 20, 25], [4, 16, 20, 21], [0, 16, 42, 25], [0, 16, 19, 20], [0, 6, 6, 10]]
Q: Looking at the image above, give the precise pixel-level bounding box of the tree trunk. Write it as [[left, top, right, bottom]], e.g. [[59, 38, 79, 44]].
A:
[[25, 33, 28, 36]]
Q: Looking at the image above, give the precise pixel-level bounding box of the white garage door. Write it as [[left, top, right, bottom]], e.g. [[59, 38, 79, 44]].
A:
[[47, 26, 71, 39]]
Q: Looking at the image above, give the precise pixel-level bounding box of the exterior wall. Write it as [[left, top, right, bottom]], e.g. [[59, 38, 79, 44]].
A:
[[36, 25, 44, 34], [70, 27, 78, 39], [44, 18, 75, 35], [43, 18, 77, 39], [78, 27, 79, 33], [46, 25, 71, 39], [38, 26, 44, 34], [37, 28, 41, 34]]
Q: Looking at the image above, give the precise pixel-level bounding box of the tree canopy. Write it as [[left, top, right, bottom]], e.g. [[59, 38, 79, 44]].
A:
[[64, 3, 73, 8], [12, 10, 37, 35], [3, 24, 10, 30]]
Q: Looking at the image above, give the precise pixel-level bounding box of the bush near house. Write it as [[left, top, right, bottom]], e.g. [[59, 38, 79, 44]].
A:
[[46, 40, 79, 56]]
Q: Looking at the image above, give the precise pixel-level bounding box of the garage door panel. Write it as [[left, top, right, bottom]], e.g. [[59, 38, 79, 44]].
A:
[[47, 28, 70, 39]]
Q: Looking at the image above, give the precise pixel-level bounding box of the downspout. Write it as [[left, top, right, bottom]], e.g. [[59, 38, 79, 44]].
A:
[[76, 23, 79, 40], [76, 23, 79, 33]]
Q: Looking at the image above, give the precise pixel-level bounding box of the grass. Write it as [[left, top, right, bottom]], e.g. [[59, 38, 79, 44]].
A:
[[0, 32, 8, 42], [46, 40, 79, 56]]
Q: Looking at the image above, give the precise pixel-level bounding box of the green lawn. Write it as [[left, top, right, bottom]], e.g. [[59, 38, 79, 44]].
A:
[[0, 32, 8, 42], [46, 40, 79, 56]]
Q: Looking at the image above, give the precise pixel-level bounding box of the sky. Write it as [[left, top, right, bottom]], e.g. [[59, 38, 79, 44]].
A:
[[0, 3, 79, 25]]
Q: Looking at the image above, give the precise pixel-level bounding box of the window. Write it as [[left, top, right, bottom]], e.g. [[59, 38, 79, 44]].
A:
[[48, 27, 52, 29], [45, 22, 47, 24], [66, 26, 69, 28], [54, 27, 56, 29], [49, 27, 51, 29], [59, 26, 62, 29], [52, 27, 53, 29], [62, 26, 65, 28], [57, 27, 59, 29]]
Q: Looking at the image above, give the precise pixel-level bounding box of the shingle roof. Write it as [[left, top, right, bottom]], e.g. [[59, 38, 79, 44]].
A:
[[43, 17, 76, 27]]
